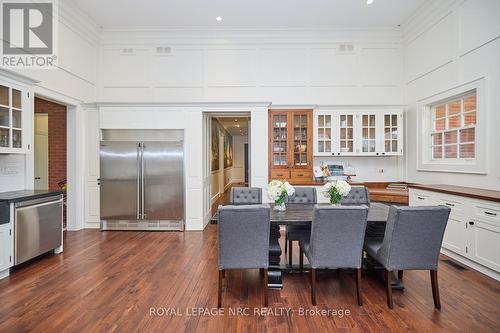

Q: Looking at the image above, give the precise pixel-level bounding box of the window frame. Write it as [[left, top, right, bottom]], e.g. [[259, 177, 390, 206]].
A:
[[417, 78, 486, 174]]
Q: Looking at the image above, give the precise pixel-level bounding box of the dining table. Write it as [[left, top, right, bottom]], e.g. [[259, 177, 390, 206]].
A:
[[210, 202, 402, 289]]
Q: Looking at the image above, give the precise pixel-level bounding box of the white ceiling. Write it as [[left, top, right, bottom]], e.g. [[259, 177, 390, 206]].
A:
[[74, 0, 427, 28], [217, 117, 249, 136]]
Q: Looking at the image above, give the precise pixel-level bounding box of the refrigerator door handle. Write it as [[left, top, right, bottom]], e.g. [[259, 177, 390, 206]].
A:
[[137, 142, 141, 219], [141, 143, 146, 220]]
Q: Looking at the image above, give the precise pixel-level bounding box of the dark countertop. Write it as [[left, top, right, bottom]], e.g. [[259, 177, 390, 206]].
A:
[[408, 184, 500, 203], [0, 190, 65, 203]]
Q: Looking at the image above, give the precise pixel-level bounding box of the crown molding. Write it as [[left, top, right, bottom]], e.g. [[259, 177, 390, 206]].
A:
[[99, 26, 402, 46], [0, 68, 40, 85], [59, 0, 100, 45], [401, 0, 463, 43]]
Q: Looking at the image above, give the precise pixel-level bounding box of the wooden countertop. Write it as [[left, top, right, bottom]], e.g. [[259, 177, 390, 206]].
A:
[[409, 184, 500, 203]]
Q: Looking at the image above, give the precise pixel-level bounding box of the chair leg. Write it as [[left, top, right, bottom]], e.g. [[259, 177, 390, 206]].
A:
[[356, 268, 362, 306], [430, 270, 441, 309], [398, 270, 403, 281], [385, 270, 393, 309], [299, 247, 304, 273], [263, 269, 269, 307], [288, 240, 293, 267], [311, 268, 317, 305], [218, 270, 223, 308]]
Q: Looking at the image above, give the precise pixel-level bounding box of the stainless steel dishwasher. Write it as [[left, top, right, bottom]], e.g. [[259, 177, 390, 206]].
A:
[[14, 195, 63, 265]]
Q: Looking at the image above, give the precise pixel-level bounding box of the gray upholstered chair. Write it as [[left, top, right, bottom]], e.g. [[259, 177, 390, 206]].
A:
[[229, 187, 262, 204], [285, 187, 317, 267], [217, 204, 270, 308], [299, 205, 369, 306], [364, 206, 451, 309], [341, 186, 370, 206]]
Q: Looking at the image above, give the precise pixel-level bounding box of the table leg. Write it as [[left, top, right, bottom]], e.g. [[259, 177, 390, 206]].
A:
[[268, 224, 283, 289]]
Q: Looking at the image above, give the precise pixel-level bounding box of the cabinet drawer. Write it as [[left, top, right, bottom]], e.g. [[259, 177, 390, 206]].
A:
[[438, 197, 465, 217], [290, 170, 313, 183], [410, 191, 435, 206], [270, 169, 290, 180], [473, 204, 500, 226]]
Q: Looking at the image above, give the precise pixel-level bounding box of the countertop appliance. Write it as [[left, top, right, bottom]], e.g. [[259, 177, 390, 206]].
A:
[[100, 129, 185, 231], [0, 190, 64, 266]]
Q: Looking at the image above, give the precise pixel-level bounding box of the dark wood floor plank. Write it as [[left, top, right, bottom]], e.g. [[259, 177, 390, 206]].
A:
[[0, 223, 499, 333]]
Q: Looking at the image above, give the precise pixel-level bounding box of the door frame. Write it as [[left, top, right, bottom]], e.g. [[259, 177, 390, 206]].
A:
[[26, 87, 85, 231]]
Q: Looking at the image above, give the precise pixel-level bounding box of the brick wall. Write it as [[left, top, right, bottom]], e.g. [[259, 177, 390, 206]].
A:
[[34, 98, 67, 190]]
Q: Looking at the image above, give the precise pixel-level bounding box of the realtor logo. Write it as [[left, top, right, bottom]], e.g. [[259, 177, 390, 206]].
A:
[[1, 0, 58, 68]]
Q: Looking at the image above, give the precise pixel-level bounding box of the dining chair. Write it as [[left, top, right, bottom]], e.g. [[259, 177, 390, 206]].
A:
[[299, 205, 369, 306], [217, 204, 270, 308], [341, 186, 370, 206], [229, 187, 262, 204], [284, 187, 317, 267], [363, 205, 451, 309]]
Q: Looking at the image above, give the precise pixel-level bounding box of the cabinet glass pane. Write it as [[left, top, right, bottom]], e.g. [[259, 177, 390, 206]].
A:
[[0, 128, 8, 147], [0, 107, 9, 127], [294, 115, 299, 127], [0, 86, 8, 106], [392, 141, 398, 152], [384, 115, 390, 127], [12, 129, 21, 148], [317, 128, 324, 139], [325, 141, 331, 152], [12, 110, 22, 128], [318, 141, 324, 152], [318, 115, 324, 127], [325, 128, 331, 140], [392, 115, 397, 126], [325, 115, 331, 127], [12, 89, 21, 109]]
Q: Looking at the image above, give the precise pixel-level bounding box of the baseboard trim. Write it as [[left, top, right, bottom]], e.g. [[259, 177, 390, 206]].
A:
[[441, 248, 500, 281], [84, 222, 100, 229]]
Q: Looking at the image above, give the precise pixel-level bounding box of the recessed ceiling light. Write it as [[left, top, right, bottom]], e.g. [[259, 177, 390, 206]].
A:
[[366, 0, 374, 4], [216, 16, 223, 22]]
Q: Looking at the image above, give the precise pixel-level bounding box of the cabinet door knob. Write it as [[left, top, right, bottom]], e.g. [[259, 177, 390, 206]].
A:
[[468, 221, 475, 226]]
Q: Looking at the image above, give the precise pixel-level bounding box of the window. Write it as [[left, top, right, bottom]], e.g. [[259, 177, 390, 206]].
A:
[[430, 92, 476, 160]]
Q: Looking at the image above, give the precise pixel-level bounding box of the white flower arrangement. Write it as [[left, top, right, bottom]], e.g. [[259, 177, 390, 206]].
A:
[[268, 179, 295, 205], [322, 180, 351, 205]]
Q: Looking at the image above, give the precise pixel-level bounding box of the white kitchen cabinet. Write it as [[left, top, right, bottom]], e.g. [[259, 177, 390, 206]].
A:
[[0, 222, 13, 278], [409, 188, 500, 280], [313, 109, 403, 156], [0, 78, 31, 154]]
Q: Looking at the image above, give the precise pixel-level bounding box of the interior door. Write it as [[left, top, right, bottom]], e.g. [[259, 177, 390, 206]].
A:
[[34, 114, 48, 190], [142, 141, 184, 221], [100, 141, 140, 220]]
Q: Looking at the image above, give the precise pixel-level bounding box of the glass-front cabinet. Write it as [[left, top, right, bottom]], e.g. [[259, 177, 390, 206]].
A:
[[269, 109, 313, 183], [0, 80, 28, 153], [313, 110, 403, 156]]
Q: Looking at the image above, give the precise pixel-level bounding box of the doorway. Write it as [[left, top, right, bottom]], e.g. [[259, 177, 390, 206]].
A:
[[33, 97, 68, 227], [205, 113, 250, 214]]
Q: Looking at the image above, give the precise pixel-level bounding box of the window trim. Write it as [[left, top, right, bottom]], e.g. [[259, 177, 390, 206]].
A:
[[416, 78, 486, 174]]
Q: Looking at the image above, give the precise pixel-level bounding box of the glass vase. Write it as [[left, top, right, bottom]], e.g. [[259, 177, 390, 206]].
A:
[[274, 202, 286, 212]]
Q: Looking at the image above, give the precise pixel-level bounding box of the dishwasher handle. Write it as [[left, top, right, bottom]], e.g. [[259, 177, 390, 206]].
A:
[[15, 195, 63, 209]]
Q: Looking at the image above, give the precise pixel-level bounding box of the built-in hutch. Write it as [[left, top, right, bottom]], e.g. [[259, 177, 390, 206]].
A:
[[313, 110, 404, 157], [268, 109, 313, 184]]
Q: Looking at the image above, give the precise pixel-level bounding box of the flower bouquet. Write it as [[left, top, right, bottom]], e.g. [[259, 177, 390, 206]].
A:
[[322, 180, 351, 205], [268, 180, 295, 211]]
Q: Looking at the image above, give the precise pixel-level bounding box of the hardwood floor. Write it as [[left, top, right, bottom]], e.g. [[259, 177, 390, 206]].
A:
[[0, 226, 499, 333]]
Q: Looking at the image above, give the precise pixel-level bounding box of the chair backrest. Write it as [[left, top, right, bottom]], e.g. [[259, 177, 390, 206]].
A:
[[218, 204, 270, 270], [229, 187, 262, 204], [341, 186, 370, 206], [287, 187, 317, 204], [377, 206, 451, 271], [309, 205, 368, 269]]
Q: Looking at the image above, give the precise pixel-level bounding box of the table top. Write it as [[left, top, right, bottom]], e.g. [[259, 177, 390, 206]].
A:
[[0, 190, 64, 203], [211, 202, 391, 225]]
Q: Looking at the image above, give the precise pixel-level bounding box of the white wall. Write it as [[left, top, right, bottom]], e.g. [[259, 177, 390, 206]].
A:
[[232, 135, 248, 183], [0, 0, 98, 221], [403, 0, 500, 190]]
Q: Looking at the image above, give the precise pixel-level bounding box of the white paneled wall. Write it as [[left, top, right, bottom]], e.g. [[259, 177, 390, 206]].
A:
[[404, 0, 500, 190], [97, 30, 403, 106]]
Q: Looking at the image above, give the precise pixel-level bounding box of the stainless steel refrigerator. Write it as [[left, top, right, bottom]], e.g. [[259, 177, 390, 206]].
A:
[[100, 129, 184, 231]]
